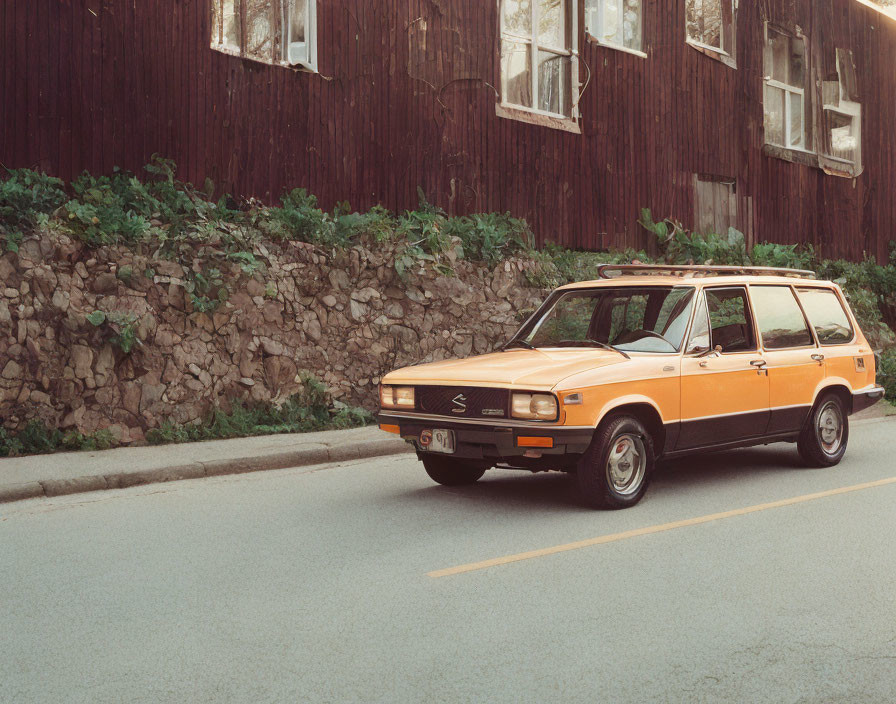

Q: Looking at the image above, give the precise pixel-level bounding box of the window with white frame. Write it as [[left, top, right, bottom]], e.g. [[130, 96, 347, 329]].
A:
[[823, 53, 862, 165], [211, 0, 317, 71], [500, 0, 577, 118], [585, 0, 643, 54], [685, 0, 735, 57], [763, 27, 807, 151]]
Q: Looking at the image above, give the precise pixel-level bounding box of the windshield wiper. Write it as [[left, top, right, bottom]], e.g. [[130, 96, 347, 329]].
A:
[[501, 339, 535, 351], [553, 340, 631, 359]]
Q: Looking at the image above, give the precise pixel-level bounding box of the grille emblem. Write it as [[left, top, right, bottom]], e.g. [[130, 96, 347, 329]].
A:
[[451, 394, 468, 413]]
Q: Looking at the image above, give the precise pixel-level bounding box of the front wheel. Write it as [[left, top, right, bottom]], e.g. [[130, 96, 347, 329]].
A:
[[798, 394, 849, 467], [577, 415, 654, 509], [421, 455, 487, 486]]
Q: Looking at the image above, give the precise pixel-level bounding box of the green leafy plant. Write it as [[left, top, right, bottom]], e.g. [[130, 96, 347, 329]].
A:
[[146, 373, 374, 445], [86, 310, 142, 353], [0, 420, 118, 457], [878, 348, 896, 402], [0, 168, 67, 229], [226, 250, 261, 275], [185, 267, 227, 313]]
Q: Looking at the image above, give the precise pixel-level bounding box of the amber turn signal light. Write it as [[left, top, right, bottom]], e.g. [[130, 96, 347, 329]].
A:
[[379, 424, 401, 435], [517, 436, 554, 448]]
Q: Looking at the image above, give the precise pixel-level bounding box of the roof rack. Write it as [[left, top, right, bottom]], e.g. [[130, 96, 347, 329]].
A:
[[595, 264, 817, 280]]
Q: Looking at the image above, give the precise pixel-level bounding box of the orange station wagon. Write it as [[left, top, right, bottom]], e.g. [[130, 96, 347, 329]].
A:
[[377, 265, 885, 509]]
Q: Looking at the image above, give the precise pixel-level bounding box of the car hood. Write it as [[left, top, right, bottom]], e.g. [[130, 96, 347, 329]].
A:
[[382, 348, 628, 389]]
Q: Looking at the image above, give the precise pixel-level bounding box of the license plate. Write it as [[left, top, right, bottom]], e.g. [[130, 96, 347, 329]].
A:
[[420, 429, 456, 454]]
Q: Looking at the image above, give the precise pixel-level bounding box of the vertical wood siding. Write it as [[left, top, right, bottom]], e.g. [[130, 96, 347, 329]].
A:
[[1, 0, 894, 260]]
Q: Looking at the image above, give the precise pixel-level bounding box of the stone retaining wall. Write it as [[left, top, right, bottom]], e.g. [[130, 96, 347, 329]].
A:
[[0, 233, 547, 444]]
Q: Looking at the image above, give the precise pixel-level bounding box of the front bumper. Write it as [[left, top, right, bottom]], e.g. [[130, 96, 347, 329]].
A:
[[377, 412, 594, 461], [853, 385, 886, 414]]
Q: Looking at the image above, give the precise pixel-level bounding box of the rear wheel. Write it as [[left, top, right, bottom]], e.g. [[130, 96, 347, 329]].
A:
[[421, 455, 487, 486], [577, 415, 654, 509], [798, 394, 849, 467]]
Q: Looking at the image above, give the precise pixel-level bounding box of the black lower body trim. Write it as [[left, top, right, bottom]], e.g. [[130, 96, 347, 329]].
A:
[[853, 388, 885, 414], [661, 431, 799, 460], [675, 410, 770, 451], [768, 405, 812, 435]]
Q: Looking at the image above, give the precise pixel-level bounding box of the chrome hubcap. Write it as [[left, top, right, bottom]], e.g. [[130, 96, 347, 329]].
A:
[[816, 402, 844, 455], [606, 434, 647, 496]]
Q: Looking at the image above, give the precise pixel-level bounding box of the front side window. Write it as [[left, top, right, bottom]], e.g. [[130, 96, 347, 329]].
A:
[[211, 0, 317, 70], [685, 0, 735, 59], [705, 287, 755, 352], [501, 0, 576, 117], [763, 27, 807, 150], [796, 288, 854, 345], [585, 0, 643, 54], [751, 286, 813, 349], [520, 287, 696, 353]]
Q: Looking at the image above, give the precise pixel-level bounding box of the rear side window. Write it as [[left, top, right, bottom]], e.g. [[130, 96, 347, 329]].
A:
[[705, 287, 756, 353], [797, 288, 854, 345], [751, 286, 813, 349]]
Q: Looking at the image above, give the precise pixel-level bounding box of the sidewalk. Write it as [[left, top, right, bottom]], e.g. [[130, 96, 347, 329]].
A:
[[0, 425, 411, 503]]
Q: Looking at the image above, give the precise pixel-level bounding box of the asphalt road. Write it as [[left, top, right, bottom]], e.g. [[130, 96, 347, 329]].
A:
[[2, 418, 896, 703]]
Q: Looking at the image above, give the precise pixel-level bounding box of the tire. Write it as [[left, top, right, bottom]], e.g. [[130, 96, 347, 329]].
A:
[[421, 455, 487, 486], [798, 393, 849, 467], [577, 415, 655, 509]]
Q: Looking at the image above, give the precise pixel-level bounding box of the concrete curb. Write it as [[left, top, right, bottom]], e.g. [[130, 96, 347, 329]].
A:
[[0, 436, 413, 504]]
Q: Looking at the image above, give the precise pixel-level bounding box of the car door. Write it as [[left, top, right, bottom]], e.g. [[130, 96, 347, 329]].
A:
[[749, 285, 825, 435], [795, 284, 868, 396], [678, 286, 770, 450]]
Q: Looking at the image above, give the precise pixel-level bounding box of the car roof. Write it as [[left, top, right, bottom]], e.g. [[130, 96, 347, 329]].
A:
[[557, 275, 837, 290]]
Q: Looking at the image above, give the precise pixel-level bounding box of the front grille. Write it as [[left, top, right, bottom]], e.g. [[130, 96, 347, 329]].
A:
[[417, 386, 510, 420]]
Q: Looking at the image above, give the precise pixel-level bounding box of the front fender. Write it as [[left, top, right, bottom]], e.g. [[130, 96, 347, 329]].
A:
[[593, 394, 666, 428]]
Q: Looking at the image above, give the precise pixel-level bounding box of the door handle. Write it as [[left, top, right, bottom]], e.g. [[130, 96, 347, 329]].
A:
[[750, 359, 768, 375], [811, 354, 825, 363]]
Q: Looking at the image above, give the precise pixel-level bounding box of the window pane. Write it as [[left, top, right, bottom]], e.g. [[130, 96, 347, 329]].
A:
[[687, 0, 723, 50], [586, 0, 641, 50], [789, 92, 803, 148], [687, 293, 711, 354], [596, 0, 622, 44], [537, 51, 567, 115], [212, 0, 242, 53], [285, 0, 308, 63], [244, 0, 274, 61], [766, 30, 804, 87], [797, 289, 854, 345], [529, 294, 598, 347], [653, 288, 696, 350], [523, 287, 693, 353], [290, 0, 306, 43], [764, 83, 785, 146], [751, 286, 813, 349], [537, 0, 565, 47], [502, 40, 533, 108], [826, 110, 858, 162], [503, 0, 532, 36], [622, 0, 642, 51], [706, 287, 755, 352]]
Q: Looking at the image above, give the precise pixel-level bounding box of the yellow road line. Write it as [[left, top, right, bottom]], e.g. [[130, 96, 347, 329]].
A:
[[428, 476, 896, 578]]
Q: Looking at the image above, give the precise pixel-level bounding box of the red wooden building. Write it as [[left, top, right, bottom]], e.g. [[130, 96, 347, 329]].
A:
[[1, 0, 894, 260]]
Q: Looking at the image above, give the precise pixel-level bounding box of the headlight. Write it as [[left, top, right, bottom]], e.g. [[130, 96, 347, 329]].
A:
[[511, 393, 559, 421], [380, 385, 415, 410]]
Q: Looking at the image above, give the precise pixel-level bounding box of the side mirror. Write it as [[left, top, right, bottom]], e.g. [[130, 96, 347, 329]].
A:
[[696, 345, 723, 358]]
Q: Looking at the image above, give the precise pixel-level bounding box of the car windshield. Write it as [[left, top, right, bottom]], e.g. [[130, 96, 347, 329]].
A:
[[516, 286, 697, 353]]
